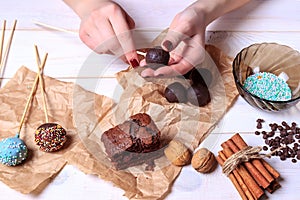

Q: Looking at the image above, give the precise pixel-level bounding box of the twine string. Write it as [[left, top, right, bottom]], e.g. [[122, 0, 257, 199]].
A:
[[222, 146, 283, 176]]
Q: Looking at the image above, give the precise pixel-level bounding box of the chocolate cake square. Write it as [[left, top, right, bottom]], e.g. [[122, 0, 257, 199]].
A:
[[101, 113, 162, 170]]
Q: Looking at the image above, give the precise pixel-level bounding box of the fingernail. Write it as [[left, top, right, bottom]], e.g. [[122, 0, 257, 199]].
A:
[[130, 59, 139, 68], [162, 40, 173, 51]]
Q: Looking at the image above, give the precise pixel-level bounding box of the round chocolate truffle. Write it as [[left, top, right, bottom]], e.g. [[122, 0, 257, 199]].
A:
[[0, 134, 28, 166], [145, 46, 170, 67], [187, 84, 211, 106], [35, 123, 67, 152], [189, 68, 213, 87], [164, 82, 187, 103]]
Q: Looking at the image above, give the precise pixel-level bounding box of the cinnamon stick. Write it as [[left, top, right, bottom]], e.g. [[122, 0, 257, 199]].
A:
[[231, 133, 278, 183], [222, 148, 264, 199], [261, 160, 280, 179], [222, 139, 271, 189], [266, 180, 281, 194], [217, 152, 253, 200]]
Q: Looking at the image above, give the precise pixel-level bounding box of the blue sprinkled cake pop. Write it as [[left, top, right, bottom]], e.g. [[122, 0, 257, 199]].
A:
[[244, 72, 292, 101], [0, 47, 46, 166], [0, 133, 28, 166]]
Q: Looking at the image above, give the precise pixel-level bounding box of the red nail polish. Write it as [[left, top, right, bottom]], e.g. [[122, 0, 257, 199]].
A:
[[130, 59, 139, 68]]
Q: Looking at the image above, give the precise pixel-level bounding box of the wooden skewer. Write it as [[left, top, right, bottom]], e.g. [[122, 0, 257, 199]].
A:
[[0, 19, 17, 87], [17, 54, 48, 134], [32, 20, 77, 35], [136, 50, 146, 57], [33, 20, 147, 58], [34, 45, 49, 123], [0, 20, 6, 65]]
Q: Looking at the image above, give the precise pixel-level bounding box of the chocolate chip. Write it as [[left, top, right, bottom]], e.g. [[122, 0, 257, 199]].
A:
[[265, 139, 270, 145], [268, 131, 275, 137], [280, 155, 286, 160], [257, 122, 262, 129], [282, 121, 288, 126], [254, 120, 300, 163], [257, 118, 265, 123]]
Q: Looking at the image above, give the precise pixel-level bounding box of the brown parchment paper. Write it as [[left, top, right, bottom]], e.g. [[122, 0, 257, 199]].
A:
[[69, 43, 239, 199], [0, 34, 238, 199], [0, 66, 81, 193]]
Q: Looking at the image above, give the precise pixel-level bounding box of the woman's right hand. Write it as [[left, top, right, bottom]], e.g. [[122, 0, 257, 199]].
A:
[[65, 0, 139, 66]]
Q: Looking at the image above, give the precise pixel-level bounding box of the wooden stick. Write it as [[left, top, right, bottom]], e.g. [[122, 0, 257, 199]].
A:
[[0, 20, 17, 87], [32, 20, 77, 35], [222, 147, 264, 200], [222, 139, 271, 189], [136, 50, 146, 57], [0, 20, 6, 65], [17, 54, 47, 134], [231, 133, 277, 183], [34, 45, 49, 123], [216, 154, 249, 200]]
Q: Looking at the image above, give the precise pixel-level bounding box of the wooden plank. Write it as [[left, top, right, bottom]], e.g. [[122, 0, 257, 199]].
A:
[[1, 0, 300, 31]]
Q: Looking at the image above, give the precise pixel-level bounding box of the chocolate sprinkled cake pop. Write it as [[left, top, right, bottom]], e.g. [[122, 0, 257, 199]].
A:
[[35, 123, 67, 152], [0, 134, 27, 166], [33, 46, 67, 152]]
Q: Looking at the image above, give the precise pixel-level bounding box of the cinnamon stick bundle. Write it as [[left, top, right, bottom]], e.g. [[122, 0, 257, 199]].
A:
[[217, 133, 281, 200]]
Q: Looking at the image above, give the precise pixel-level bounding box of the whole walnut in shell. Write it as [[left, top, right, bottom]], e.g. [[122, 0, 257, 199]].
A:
[[164, 140, 192, 166], [191, 148, 217, 173]]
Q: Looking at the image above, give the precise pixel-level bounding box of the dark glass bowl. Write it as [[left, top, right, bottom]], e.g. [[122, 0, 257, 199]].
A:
[[232, 43, 300, 111]]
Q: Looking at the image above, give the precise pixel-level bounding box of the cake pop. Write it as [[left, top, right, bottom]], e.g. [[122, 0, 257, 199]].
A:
[[0, 48, 47, 166], [33, 45, 67, 152]]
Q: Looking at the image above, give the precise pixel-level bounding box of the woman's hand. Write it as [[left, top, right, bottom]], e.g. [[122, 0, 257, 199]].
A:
[[64, 0, 139, 66], [141, 4, 206, 77], [140, 0, 250, 77]]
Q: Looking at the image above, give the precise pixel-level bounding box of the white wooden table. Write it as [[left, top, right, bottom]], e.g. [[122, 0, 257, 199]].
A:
[[1, 0, 300, 199]]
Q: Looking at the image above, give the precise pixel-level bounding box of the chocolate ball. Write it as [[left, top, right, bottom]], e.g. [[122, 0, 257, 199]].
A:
[[187, 84, 211, 106], [181, 69, 193, 80], [145, 46, 170, 67], [164, 82, 187, 103], [189, 68, 212, 87]]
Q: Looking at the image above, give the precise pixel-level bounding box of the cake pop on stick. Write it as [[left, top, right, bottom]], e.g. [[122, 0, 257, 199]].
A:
[[0, 52, 47, 166], [33, 46, 67, 152]]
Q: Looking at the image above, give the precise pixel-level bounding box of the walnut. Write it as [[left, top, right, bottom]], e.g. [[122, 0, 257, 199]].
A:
[[164, 140, 192, 166], [191, 148, 217, 173]]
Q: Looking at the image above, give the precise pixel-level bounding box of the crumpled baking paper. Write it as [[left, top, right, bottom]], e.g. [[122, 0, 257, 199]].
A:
[[70, 41, 239, 200], [0, 66, 81, 193], [0, 38, 238, 199]]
